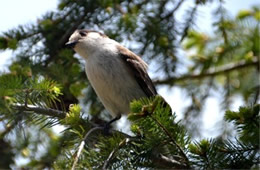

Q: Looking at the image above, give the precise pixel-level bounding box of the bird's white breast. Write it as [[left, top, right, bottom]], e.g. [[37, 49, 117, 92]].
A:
[[84, 47, 146, 117]]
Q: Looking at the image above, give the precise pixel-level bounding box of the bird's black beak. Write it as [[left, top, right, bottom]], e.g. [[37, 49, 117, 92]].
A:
[[65, 41, 77, 48]]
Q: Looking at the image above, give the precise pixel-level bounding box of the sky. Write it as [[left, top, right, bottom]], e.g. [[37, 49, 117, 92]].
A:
[[0, 0, 259, 138], [0, 0, 258, 69], [0, 0, 58, 70]]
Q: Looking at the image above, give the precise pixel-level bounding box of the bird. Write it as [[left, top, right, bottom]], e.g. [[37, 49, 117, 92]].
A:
[[65, 29, 163, 127]]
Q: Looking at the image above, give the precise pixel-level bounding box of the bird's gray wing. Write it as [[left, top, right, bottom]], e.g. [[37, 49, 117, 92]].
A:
[[117, 45, 157, 97]]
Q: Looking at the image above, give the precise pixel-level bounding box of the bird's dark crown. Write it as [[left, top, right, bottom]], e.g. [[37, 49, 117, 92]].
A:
[[77, 29, 108, 38]]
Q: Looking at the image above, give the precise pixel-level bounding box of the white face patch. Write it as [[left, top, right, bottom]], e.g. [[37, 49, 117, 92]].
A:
[[87, 32, 102, 40], [68, 30, 119, 60], [69, 31, 80, 42]]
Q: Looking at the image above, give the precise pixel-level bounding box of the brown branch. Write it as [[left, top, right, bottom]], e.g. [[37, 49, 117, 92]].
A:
[[58, 13, 87, 48], [154, 58, 259, 85], [163, 0, 185, 20], [0, 121, 18, 138], [180, 5, 198, 42], [14, 104, 66, 119], [58, 2, 95, 48]]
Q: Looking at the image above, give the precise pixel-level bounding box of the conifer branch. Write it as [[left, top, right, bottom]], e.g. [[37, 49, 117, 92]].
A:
[[180, 5, 198, 42], [58, 13, 87, 48], [150, 115, 190, 167], [102, 138, 128, 170], [0, 121, 18, 138], [151, 154, 189, 169], [71, 127, 104, 170], [163, 0, 185, 20], [154, 58, 259, 85], [14, 104, 66, 119], [71, 126, 138, 170]]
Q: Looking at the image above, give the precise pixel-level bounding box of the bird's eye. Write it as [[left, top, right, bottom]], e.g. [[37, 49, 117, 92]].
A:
[[79, 31, 87, 37]]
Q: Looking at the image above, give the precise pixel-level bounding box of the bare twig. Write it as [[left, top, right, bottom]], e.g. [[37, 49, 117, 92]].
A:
[[180, 5, 198, 42], [162, 0, 185, 20], [172, 0, 185, 14], [71, 126, 138, 170], [154, 58, 259, 85], [71, 127, 104, 170], [24, 89, 30, 107], [14, 104, 66, 119], [0, 121, 19, 138], [58, 13, 87, 48]]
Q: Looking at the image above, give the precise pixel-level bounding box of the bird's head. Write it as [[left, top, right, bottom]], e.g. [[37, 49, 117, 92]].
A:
[[66, 29, 109, 59]]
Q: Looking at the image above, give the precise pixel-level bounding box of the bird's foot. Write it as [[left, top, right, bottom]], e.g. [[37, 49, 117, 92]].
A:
[[103, 115, 121, 135]]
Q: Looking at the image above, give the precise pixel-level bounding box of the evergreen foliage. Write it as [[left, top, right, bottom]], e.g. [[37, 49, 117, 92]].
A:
[[0, 0, 259, 169]]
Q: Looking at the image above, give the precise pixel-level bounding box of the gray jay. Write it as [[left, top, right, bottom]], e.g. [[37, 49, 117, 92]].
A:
[[66, 29, 160, 125]]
